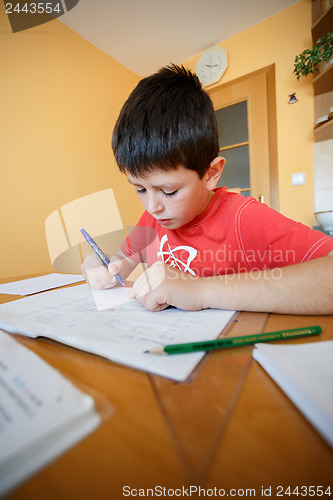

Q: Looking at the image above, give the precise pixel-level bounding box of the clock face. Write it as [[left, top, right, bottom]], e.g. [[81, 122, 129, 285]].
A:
[[195, 46, 228, 87]]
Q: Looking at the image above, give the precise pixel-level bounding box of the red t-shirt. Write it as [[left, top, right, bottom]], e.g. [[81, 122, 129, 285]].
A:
[[121, 188, 333, 277]]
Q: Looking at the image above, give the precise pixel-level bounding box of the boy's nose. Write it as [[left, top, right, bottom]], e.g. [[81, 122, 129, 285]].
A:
[[148, 195, 163, 215]]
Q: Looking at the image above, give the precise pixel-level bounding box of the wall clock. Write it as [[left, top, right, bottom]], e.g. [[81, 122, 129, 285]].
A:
[[195, 46, 228, 87]]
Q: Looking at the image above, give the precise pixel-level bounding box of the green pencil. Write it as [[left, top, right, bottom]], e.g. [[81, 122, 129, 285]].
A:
[[144, 325, 322, 355]]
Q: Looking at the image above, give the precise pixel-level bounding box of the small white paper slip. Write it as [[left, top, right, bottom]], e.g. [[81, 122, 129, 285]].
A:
[[0, 273, 84, 295], [0, 331, 101, 497], [91, 286, 133, 310]]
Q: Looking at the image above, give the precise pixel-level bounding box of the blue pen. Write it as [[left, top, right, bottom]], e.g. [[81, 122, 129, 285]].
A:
[[80, 227, 125, 286]]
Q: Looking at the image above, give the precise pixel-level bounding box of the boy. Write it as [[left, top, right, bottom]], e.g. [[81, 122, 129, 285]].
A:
[[82, 65, 333, 315]]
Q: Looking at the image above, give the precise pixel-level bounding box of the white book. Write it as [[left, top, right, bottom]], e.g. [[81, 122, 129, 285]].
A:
[[253, 341, 333, 448], [0, 331, 101, 497]]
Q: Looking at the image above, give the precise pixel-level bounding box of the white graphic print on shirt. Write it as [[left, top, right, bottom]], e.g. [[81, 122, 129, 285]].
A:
[[157, 234, 197, 276]]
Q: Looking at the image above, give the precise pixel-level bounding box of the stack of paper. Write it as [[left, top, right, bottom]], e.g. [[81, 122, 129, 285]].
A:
[[0, 331, 101, 497], [253, 341, 333, 448]]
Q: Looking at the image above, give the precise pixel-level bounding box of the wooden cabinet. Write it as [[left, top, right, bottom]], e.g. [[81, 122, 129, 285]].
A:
[[312, 1, 333, 142]]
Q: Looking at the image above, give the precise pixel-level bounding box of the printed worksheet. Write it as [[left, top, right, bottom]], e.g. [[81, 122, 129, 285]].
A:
[[0, 284, 235, 381]]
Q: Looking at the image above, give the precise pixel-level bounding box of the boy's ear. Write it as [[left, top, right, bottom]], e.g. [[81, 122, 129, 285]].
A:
[[206, 157, 225, 189]]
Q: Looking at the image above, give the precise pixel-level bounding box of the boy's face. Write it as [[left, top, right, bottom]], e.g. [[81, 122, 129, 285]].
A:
[[127, 164, 216, 230]]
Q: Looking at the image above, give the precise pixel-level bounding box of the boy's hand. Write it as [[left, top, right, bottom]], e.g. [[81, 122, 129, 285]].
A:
[[128, 261, 204, 312], [81, 253, 124, 289]]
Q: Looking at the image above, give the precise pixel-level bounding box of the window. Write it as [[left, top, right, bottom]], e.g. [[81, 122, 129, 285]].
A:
[[216, 100, 251, 196]]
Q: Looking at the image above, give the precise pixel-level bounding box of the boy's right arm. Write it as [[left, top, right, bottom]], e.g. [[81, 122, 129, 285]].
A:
[[81, 252, 138, 289]]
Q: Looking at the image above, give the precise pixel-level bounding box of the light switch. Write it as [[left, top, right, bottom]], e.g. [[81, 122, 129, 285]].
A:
[[292, 172, 305, 186]]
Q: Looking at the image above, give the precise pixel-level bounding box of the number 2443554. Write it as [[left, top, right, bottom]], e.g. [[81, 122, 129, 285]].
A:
[[5, 3, 62, 14], [276, 485, 331, 496]]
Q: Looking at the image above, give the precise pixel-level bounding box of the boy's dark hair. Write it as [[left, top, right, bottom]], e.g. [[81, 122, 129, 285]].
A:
[[112, 64, 219, 179]]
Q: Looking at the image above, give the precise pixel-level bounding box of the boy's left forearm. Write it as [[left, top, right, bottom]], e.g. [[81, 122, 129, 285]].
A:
[[203, 253, 333, 315]]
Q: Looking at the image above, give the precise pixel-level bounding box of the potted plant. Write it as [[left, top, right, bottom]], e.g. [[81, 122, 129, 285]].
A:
[[293, 32, 333, 80]]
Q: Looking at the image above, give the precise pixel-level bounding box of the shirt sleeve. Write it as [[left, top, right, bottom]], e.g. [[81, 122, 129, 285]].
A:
[[235, 199, 333, 270], [120, 212, 159, 263]]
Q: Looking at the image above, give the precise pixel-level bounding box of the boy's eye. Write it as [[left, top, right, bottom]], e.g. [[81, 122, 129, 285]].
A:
[[135, 187, 177, 197], [162, 190, 178, 197]]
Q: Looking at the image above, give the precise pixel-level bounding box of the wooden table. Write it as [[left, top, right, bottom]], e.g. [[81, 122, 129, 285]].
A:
[[1, 277, 332, 499]]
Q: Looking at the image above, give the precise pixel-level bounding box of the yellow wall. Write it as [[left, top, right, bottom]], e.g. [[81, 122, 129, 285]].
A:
[[1, 0, 314, 280], [186, 0, 314, 227], [0, 4, 141, 279]]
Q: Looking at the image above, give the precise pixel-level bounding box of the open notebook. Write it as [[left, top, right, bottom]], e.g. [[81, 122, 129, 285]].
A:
[[0, 331, 101, 497], [0, 284, 235, 381], [253, 341, 333, 449]]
